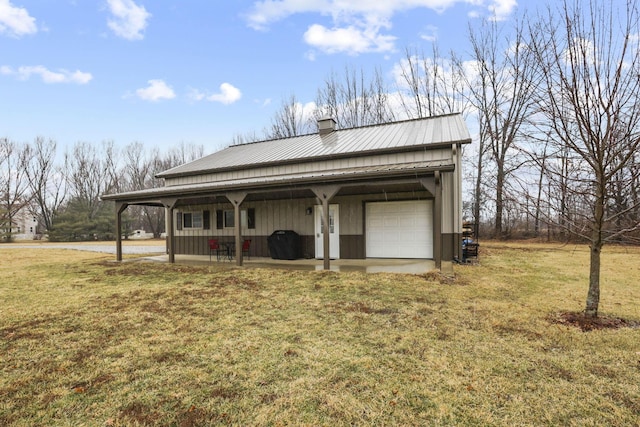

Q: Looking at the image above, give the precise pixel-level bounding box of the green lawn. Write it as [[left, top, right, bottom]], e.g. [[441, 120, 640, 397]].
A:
[[1, 242, 638, 426]]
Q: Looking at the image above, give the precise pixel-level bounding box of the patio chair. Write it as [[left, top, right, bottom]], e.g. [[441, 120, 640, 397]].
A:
[[208, 239, 222, 262], [241, 239, 251, 260]]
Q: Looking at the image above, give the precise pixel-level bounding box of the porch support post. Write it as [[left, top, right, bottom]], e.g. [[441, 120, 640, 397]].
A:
[[115, 202, 128, 262], [433, 171, 442, 270], [226, 192, 247, 266], [420, 175, 442, 270], [311, 185, 340, 270], [162, 198, 178, 264]]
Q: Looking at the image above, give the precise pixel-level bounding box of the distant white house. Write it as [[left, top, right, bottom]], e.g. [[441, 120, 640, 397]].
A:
[[0, 207, 39, 240]]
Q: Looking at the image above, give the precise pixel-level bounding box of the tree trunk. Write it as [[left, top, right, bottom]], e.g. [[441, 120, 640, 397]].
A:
[[473, 131, 486, 240], [495, 162, 504, 237], [534, 142, 548, 237], [586, 183, 605, 318], [586, 242, 601, 318]]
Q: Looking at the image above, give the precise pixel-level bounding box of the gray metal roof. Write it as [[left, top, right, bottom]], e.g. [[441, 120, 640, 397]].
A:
[[157, 113, 470, 179]]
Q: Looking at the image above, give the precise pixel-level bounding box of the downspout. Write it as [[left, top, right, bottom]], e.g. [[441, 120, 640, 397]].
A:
[[434, 171, 442, 270], [168, 206, 175, 263]]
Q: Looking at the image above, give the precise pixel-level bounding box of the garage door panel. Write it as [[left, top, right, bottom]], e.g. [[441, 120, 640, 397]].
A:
[[397, 231, 417, 241], [366, 200, 433, 258], [382, 231, 400, 243]]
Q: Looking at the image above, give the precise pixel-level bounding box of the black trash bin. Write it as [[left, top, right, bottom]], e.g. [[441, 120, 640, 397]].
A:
[[267, 230, 300, 260]]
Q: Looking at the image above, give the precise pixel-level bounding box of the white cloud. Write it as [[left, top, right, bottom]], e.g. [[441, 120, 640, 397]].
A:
[[420, 25, 438, 42], [246, 0, 519, 55], [246, 0, 516, 29], [488, 0, 518, 21], [136, 79, 175, 101], [304, 24, 395, 55], [191, 83, 242, 105], [299, 101, 317, 120], [106, 0, 150, 40], [209, 83, 242, 104], [1, 65, 92, 84], [0, 0, 37, 37]]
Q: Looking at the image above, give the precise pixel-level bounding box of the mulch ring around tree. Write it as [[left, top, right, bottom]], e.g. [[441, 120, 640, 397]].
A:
[[550, 311, 640, 332]]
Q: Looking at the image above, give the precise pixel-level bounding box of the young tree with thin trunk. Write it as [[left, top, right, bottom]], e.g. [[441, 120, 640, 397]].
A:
[[530, 0, 640, 317]]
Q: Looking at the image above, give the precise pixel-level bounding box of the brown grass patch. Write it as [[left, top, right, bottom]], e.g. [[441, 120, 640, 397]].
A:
[[1, 244, 639, 426], [550, 311, 640, 331]]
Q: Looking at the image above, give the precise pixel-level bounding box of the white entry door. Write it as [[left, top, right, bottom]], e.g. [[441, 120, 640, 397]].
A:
[[315, 204, 340, 259]]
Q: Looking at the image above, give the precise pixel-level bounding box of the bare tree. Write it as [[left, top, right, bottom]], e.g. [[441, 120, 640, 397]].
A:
[[163, 141, 205, 167], [65, 141, 118, 221], [465, 16, 541, 237], [266, 94, 316, 139], [24, 137, 67, 234], [230, 131, 261, 146], [530, 0, 640, 317], [0, 138, 30, 240], [121, 142, 165, 237], [396, 45, 468, 119], [471, 112, 491, 239], [533, 139, 550, 238], [315, 66, 395, 129]]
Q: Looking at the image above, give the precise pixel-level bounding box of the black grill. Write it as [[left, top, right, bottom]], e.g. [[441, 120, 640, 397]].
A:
[[267, 230, 301, 260]]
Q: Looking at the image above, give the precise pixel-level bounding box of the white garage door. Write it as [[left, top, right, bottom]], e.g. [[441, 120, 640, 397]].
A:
[[366, 200, 433, 258]]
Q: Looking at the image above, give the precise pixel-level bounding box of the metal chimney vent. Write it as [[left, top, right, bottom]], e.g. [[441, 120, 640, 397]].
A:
[[318, 116, 337, 136]]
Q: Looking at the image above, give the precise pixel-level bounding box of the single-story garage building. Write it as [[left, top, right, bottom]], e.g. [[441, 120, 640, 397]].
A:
[[102, 113, 471, 270]]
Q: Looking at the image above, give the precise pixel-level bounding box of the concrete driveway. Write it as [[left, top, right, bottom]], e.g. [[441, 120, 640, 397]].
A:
[[0, 241, 166, 255]]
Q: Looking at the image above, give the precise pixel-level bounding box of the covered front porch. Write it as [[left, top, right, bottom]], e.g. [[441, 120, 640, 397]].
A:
[[109, 171, 452, 271]]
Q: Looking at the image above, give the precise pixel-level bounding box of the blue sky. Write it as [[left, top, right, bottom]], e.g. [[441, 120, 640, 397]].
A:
[[1, 0, 525, 155]]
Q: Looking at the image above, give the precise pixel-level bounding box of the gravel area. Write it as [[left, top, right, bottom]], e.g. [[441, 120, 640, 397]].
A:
[[0, 243, 166, 255]]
